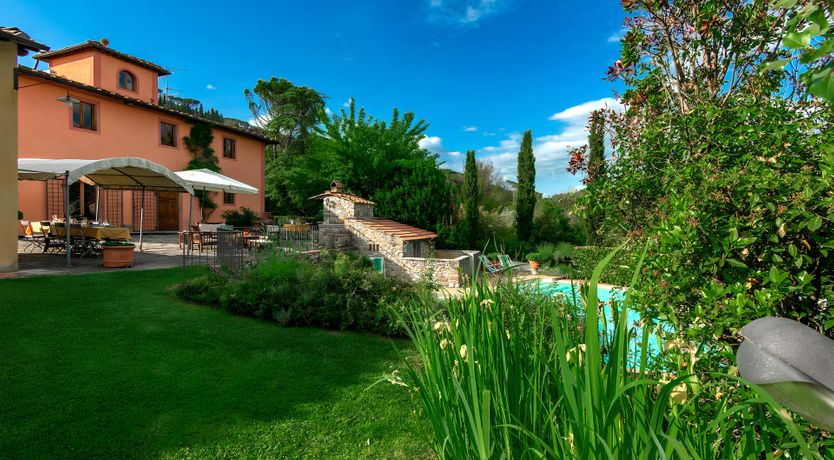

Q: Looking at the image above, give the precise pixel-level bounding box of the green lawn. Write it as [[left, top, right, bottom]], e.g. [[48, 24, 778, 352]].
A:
[[0, 268, 430, 459]]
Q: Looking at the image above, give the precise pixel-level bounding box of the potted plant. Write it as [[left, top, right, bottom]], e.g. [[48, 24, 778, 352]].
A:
[[101, 241, 136, 268], [526, 252, 541, 274]]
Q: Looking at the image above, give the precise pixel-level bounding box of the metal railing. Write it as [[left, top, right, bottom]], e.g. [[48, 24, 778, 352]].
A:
[[181, 225, 321, 273]]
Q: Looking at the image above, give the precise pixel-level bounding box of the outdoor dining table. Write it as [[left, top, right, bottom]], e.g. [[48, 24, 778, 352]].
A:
[[51, 225, 132, 241]]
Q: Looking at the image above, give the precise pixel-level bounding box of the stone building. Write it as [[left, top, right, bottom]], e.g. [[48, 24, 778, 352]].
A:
[[312, 181, 478, 288]]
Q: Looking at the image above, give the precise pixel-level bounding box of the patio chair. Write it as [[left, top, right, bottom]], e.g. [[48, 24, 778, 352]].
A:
[[41, 222, 66, 253], [479, 254, 509, 277], [20, 221, 42, 253], [196, 231, 217, 253], [498, 254, 530, 273]]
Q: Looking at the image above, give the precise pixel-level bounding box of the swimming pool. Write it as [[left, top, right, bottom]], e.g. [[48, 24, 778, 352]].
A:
[[535, 279, 669, 361]]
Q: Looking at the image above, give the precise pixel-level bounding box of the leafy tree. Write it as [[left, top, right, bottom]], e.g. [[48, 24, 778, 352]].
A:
[[157, 93, 224, 122], [515, 130, 536, 242], [581, 0, 834, 348], [585, 111, 606, 244], [245, 77, 326, 214], [476, 160, 513, 213], [768, 1, 834, 102], [462, 150, 480, 248], [269, 98, 451, 231], [183, 122, 219, 221], [245, 77, 326, 158], [532, 199, 585, 246]]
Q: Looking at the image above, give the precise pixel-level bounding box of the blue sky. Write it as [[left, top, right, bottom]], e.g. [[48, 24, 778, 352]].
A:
[[8, 0, 626, 195]]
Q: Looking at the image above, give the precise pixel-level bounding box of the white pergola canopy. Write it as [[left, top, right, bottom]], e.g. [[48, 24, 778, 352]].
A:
[[174, 168, 258, 194], [17, 157, 196, 264], [18, 157, 194, 194]]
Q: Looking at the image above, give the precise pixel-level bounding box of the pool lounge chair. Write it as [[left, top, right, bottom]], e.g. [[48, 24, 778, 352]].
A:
[[479, 255, 510, 277], [498, 254, 530, 273]]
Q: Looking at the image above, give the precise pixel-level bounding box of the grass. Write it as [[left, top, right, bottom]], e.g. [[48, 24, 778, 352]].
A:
[[0, 267, 430, 459]]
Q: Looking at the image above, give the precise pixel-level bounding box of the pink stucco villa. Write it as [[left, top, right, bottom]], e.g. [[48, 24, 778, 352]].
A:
[[16, 39, 272, 231]]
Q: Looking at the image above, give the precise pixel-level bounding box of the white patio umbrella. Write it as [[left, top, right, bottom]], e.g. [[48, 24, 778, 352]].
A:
[[174, 169, 258, 224], [18, 157, 194, 264]]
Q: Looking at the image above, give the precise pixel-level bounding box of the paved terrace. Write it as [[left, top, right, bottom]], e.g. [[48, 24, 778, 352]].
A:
[[2, 234, 205, 279]]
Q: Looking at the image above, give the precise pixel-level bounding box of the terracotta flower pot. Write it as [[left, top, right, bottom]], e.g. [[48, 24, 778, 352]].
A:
[[528, 260, 541, 274], [102, 245, 135, 268]]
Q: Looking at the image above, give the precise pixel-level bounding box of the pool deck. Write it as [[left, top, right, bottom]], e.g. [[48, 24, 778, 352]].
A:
[[2, 234, 203, 279], [435, 274, 622, 300]]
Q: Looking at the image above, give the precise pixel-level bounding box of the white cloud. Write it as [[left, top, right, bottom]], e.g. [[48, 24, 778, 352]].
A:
[[448, 151, 462, 157], [248, 117, 265, 128], [206, 83, 217, 90], [475, 97, 622, 193], [548, 97, 622, 122], [462, 126, 478, 132], [343, 97, 353, 108], [607, 27, 628, 43], [325, 107, 332, 115], [427, 0, 509, 25], [419, 135, 447, 154]]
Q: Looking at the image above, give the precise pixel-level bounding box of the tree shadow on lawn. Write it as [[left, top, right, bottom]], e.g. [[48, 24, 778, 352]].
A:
[[0, 268, 428, 459]]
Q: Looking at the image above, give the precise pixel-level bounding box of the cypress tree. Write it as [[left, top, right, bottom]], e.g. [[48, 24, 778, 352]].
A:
[[463, 149, 480, 248], [515, 130, 536, 242], [586, 111, 606, 243]]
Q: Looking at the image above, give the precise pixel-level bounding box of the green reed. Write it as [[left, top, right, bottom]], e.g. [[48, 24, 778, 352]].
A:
[[398, 245, 821, 459]]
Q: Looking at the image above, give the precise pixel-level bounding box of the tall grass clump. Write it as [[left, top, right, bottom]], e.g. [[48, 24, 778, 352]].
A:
[[399, 247, 823, 458]]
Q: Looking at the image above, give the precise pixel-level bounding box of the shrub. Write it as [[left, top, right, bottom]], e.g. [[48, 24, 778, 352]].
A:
[[572, 245, 636, 286], [221, 206, 259, 228], [396, 248, 826, 458], [535, 243, 555, 266], [176, 251, 426, 336]]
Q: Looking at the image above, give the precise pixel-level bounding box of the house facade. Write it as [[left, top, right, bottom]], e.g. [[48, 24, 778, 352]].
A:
[[313, 182, 479, 288], [1, 28, 49, 272], [16, 40, 270, 231]]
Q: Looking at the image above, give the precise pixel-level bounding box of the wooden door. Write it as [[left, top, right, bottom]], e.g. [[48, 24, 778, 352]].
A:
[[158, 192, 179, 231]]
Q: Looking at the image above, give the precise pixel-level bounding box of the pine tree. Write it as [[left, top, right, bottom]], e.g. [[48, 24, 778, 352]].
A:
[[586, 111, 606, 244], [463, 150, 480, 248], [515, 130, 536, 242]]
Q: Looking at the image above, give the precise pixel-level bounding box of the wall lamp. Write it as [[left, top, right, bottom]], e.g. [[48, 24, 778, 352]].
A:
[[56, 89, 79, 106]]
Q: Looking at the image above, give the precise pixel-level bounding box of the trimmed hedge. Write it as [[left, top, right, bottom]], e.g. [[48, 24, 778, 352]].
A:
[[571, 246, 637, 287], [176, 251, 428, 336]]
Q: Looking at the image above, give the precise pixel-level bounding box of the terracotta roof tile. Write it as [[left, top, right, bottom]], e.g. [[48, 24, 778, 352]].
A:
[[16, 66, 275, 143], [35, 40, 170, 76], [352, 218, 437, 241], [309, 191, 376, 205], [0, 27, 48, 54]]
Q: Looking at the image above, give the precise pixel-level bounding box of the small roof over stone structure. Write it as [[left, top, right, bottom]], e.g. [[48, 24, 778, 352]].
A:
[[309, 180, 375, 205], [352, 218, 437, 241]]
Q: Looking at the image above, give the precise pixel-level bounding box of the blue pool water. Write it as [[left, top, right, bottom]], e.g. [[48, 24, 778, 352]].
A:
[[535, 279, 670, 361]]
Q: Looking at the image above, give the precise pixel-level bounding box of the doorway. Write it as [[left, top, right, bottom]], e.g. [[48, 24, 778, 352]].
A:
[[158, 192, 179, 231]]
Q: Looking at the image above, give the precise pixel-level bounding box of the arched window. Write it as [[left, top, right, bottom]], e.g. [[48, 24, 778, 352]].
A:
[[118, 70, 135, 91]]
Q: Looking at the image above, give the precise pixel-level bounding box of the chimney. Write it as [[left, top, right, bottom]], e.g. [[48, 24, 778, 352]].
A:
[[330, 180, 343, 193]]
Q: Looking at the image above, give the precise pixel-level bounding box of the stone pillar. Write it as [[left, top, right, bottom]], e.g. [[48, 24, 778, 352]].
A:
[[0, 41, 18, 272]]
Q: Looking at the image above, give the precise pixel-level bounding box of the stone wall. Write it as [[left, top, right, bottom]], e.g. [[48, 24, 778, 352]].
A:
[[323, 196, 374, 222], [344, 218, 478, 287], [319, 222, 353, 250]]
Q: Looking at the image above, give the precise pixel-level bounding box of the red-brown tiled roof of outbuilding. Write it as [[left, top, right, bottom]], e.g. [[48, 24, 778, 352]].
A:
[[351, 218, 437, 241], [309, 191, 376, 205]]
